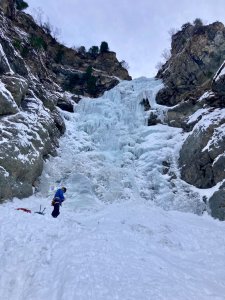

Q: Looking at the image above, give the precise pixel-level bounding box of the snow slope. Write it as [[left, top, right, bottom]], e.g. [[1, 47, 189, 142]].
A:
[[1, 78, 225, 300]]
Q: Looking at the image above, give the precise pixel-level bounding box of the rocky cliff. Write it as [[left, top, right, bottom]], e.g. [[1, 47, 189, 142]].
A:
[[155, 20, 225, 220], [156, 21, 225, 106], [0, 1, 131, 200]]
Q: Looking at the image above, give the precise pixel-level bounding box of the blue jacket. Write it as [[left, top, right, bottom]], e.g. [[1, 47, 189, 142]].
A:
[[54, 188, 65, 204]]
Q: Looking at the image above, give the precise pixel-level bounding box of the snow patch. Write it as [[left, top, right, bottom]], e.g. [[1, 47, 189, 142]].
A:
[[0, 43, 14, 75]]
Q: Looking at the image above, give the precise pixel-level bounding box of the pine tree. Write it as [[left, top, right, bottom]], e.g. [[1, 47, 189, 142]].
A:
[[16, 0, 29, 11], [89, 46, 99, 57], [100, 41, 109, 53]]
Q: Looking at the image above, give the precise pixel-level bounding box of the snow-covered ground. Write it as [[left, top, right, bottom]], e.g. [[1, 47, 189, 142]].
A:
[[1, 78, 225, 300]]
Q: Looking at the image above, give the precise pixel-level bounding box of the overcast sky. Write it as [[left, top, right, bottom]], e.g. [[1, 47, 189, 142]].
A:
[[27, 0, 225, 78]]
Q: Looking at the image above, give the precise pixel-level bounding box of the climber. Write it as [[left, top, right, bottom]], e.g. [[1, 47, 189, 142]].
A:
[[51, 187, 67, 218]]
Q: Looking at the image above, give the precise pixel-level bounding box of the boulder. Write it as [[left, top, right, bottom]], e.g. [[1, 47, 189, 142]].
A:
[[209, 183, 225, 220], [32, 84, 57, 111], [212, 64, 225, 101], [52, 109, 66, 135], [94, 51, 131, 80], [1, 75, 28, 106], [57, 97, 74, 112], [0, 80, 18, 115], [165, 98, 207, 130], [0, 41, 13, 74], [179, 111, 225, 188], [148, 111, 161, 126]]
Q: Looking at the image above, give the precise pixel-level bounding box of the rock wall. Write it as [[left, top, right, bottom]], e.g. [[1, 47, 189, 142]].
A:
[[155, 21, 225, 220], [156, 22, 225, 106]]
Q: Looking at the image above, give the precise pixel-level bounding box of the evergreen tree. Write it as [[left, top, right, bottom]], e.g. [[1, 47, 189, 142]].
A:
[[84, 66, 97, 96], [89, 46, 99, 57], [181, 22, 192, 31], [16, 0, 29, 11], [100, 41, 109, 53], [78, 46, 86, 55], [193, 18, 203, 27], [85, 66, 93, 78]]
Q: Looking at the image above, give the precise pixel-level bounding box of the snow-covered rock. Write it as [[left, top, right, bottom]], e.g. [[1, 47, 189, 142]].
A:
[[0, 80, 18, 115], [2, 75, 28, 106]]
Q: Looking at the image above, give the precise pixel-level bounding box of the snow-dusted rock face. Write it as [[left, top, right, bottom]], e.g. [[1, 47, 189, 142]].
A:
[[156, 22, 225, 106], [0, 0, 15, 19], [162, 88, 225, 222], [179, 109, 225, 188], [155, 21, 225, 220], [0, 81, 19, 115], [2, 75, 28, 105], [0, 91, 63, 199], [212, 62, 225, 99], [176, 104, 225, 219]]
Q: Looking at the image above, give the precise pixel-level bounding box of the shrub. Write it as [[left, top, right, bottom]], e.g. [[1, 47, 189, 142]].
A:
[[155, 61, 164, 71], [20, 46, 29, 58], [64, 74, 80, 91], [16, 0, 29, 11], [84, 66, 97, 96], [42, 20, 61, 41], [85, 66, 93, 78], [120, 60, 129, 70], [55, 47, 65, 63], [161, 48, 171, 61], [100, 41, 109, 53], [193, 18, 204, 27], [78, 46, 86, 55], [181, 22, 192, 30], [87, 76, 97, 95], [89, 46, 99, 57], [29, 35, 47, 50], [13, 39, 22, 50]]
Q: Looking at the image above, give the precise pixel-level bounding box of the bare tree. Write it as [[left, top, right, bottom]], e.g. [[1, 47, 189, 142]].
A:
[[161, 48, 171, 61], [32, 7, 44, 26], [120, 60, 129, 71], [78, 46, 86, 55], [155, 61, 164, 71], [32, 8, 61, 41]]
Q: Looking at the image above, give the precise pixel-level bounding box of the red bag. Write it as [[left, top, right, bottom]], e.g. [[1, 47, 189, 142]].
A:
[[16, 208, 32, 213]]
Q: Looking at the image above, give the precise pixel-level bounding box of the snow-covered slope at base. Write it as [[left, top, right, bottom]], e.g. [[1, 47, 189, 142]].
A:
[[1, 77, 225, 300], [1, 199, 225, 300]]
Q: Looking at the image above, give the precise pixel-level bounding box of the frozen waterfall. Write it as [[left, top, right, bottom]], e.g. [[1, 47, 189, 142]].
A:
[[40, 77, 204, 213]]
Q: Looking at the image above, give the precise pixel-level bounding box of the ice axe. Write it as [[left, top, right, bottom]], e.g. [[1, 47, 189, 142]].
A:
[[35, 205, 46, 215]]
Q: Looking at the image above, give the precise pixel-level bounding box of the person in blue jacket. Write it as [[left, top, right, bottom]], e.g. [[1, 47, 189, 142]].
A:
[[51, 187, 67, 218]]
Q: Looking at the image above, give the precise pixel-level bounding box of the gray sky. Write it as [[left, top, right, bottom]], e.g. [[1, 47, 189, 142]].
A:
[[27, 0, 225, 78]]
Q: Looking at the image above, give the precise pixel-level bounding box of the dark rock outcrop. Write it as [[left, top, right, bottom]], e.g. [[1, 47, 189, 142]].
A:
[[209, 183, 225, 221], [179, 113, 225, 188], [156, 22, 225, 106]]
